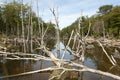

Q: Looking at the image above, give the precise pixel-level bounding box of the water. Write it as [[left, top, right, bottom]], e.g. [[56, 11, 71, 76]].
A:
[[0, 39, 120, 80]]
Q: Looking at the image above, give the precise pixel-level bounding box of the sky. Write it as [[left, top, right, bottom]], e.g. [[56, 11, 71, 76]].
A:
[[0, 0, 120, 29]]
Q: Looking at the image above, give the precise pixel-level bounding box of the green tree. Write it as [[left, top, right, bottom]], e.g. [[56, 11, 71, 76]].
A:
[[0, 5, 5, 33], [98, 5, 113, 14], [108, 6, 120, 37], [1, 2, 30, 35], [45, 22, 56, 38]]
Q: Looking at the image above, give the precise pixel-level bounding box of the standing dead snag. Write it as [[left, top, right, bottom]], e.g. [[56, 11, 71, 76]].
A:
[[21, 0, 26, 53], [50, 8, 60, 58], [36, 0, 41, 37], [0, 1, 120, 80], [76, 12, 86, 62], [30, 0, 33, 53], [78, 11, 83, 39]]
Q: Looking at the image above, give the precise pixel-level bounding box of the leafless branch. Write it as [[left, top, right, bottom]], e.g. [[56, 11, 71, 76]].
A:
[[96, 40, 116, 65]]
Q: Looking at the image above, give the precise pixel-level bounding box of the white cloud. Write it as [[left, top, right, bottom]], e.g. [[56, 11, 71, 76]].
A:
[[50, 0, 120, 29], [2, 0, 120, 29], [59, 13, 80, 29]]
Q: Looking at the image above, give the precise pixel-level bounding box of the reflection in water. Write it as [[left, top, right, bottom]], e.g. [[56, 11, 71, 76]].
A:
[[0, 39, 120, 80], [0, 60, 54, 80], [1, 63, 9, 80], [52, 42, 74, 59]]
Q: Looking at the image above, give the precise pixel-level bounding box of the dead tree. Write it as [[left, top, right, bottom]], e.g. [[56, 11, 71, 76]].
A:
[[21, 0, 26, 53], [50, 8, 60, 58]]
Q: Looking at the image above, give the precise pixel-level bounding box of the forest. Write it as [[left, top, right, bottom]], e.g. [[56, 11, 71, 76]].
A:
[[0, 1, 56, 38], [61, 5, 120, 39], [0, 1, 120, 80]]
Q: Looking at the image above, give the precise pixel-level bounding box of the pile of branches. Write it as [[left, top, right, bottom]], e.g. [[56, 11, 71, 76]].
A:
[[0, 3, 120, 80]]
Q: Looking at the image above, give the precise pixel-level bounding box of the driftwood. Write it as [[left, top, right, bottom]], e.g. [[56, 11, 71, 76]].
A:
[[0, 43, 120, 80], [0, 60, 120, 80], [97, 40, 116, 65], [0, 46, 6, 50], [60, 30, 74, 66], [0, 2, 120, 80], [0, 35, 120, 80], [43, 47, 61, 66]]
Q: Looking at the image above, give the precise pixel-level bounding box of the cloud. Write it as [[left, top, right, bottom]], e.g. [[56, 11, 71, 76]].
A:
[[59, 13, 80, 29], [58, 9, 97, 29], [50, 0, 120, 29], [1, 0, 120, 29]]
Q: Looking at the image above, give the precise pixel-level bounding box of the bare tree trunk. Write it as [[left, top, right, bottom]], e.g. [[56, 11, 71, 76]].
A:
[[21, 0, 26, 53], [30, 0, 33, 53], [77, 11, 85, 80], [26, 1, 31, 53], [27, 9, 30, 41], [30, 16, 33, 53], [36, 0, 41, 37], [50, 8, 60, 58], [78, 11, 82, 38], [60, 30, 74, 66], [97, 40, 116, 65], [56, 27, 60, 58]]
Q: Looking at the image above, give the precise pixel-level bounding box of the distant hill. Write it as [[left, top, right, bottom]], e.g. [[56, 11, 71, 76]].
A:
[[61, 5, 120, 39]]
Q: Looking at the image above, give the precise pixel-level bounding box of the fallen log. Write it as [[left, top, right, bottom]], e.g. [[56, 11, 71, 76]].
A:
[[0, 62, 120, 80], [0, 46, 120, 80], [43, 47, 61, 66]]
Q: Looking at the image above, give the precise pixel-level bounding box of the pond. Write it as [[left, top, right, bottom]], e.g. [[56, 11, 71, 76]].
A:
[[0, 39, 120, 80]]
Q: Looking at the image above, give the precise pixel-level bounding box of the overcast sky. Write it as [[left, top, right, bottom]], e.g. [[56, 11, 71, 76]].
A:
[[0, 0, 120, 29]]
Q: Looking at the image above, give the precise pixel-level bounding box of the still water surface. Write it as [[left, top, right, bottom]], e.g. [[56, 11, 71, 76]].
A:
[[0, 40, 120, 80]]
